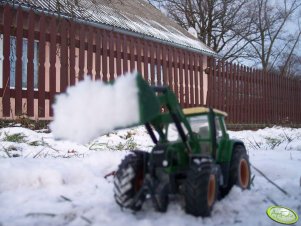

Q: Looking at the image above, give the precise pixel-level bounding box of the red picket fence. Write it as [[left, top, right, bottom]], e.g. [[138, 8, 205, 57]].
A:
[[206, 58, 301, 125], [0, 4, 204, 119], [0, 4, 301, 126]]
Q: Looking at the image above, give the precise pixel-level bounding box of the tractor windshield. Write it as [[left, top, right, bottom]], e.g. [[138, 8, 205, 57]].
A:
[[187, 115, 210, 139], [167, 123, 188, 141]]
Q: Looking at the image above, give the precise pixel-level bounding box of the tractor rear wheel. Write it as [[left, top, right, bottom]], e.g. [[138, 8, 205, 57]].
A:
[[183, 163, 218, 217], [221, 145, 251, 196], [114, 151, 148, 211]]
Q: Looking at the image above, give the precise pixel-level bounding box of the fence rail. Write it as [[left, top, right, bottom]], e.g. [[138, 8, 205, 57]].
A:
[[0, 4, 301, 125]]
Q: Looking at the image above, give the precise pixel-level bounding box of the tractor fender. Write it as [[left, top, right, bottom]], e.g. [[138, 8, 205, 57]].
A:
[[225, 139, 245, 162]]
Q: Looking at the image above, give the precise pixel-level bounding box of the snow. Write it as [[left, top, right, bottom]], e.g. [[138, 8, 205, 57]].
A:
[[0, 126, 300, 226], [188, 27, 198, 38], [50, 72, 140, 144], [10, 0, 217, 57]]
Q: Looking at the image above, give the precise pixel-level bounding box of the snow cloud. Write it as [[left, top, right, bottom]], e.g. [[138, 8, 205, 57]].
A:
[[50, 72, 140, 144]]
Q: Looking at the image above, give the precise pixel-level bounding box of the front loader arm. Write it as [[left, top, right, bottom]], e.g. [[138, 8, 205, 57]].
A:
[[149, 86, 195, 153]]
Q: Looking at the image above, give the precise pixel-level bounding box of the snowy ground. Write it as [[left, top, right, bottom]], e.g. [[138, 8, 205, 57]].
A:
[[0, 126, 300, 226]]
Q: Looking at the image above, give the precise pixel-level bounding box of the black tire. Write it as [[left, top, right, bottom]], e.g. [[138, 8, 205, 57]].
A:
[[153, 183, 169, 213], [183, 163, 218, 217], [114, 151, 148, 211], [221, 145, 251, 197]]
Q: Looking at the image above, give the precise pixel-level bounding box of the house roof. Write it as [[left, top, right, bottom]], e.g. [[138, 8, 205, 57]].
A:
[[5, 0, 217, 56]]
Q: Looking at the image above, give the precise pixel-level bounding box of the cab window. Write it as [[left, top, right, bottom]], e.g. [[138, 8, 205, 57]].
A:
[[215, 117, 223, 138], [188, 115, 210, 139]]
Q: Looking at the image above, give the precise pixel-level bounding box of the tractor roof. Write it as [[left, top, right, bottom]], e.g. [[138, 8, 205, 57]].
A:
[[183, 107, 228, 117]]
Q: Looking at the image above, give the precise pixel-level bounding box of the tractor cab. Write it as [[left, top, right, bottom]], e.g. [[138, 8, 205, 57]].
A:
[[183, 107, 229, 159]]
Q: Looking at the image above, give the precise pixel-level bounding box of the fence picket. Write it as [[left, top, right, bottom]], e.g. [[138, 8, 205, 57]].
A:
[[79, 24, 85, 81], [69, 21, 76, 85], [194, 54, 199, 106], [122, 34, 128, 74], [130, 37, 135, 71], [199, 55, 203, 106], [162, 45, 167, 85], [60, 19, 68, 93], [156, 44, 162, 86], [102, 29, 108, 81], [116, 33, 122, 76], [15, 7, 23, 116], [173, 49, 179, 98], [49, 16, 57, 117], [150, 42, 155, 85], [168, 47, 173, 91], [87, 26, 93, 76], [38, 14, 46, 117], [144, 41, 149, 81], [136, 39, 142, 75], [179, 50, 184, 105], [109, 31, 115, 80], [189, 53, 194, 106], [184, 51, 189, 108], [26, 10, 35, 117]]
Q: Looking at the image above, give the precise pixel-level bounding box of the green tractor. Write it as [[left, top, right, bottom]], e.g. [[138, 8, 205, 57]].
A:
[[113, 75, 251, 217]]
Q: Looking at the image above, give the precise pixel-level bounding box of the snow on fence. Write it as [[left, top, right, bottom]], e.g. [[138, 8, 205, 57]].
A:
[[0, 4, 300, 125]]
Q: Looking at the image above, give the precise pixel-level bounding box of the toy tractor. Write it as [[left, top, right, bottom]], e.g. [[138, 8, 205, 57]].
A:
[[113, 75, 251, 217]]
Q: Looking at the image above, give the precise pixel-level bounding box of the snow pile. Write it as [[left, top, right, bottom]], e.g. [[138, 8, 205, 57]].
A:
[[228, 127, 301, 151], [0, 127, 301, 226], [50, 72, 140, 144]]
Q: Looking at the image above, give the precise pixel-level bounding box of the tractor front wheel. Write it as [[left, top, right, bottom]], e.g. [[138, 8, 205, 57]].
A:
[[114, 151, 148, 211], [222, 145, 251, 196], [183, 163, 218, 217]]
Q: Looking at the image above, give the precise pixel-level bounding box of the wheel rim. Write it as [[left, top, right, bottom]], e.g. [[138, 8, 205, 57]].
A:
[[207, 174, 216, 207], [239, 159, 250, 189]]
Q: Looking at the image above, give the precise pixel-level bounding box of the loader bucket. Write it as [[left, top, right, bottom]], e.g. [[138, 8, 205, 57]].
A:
[[135, 74, 161, 124], [51, 72, 161, 144]]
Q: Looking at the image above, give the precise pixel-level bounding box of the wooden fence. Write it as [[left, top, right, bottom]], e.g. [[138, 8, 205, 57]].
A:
[[207, 58, 301, 125], [0, 4, 301, 126], [0, 4, 204, 119]]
